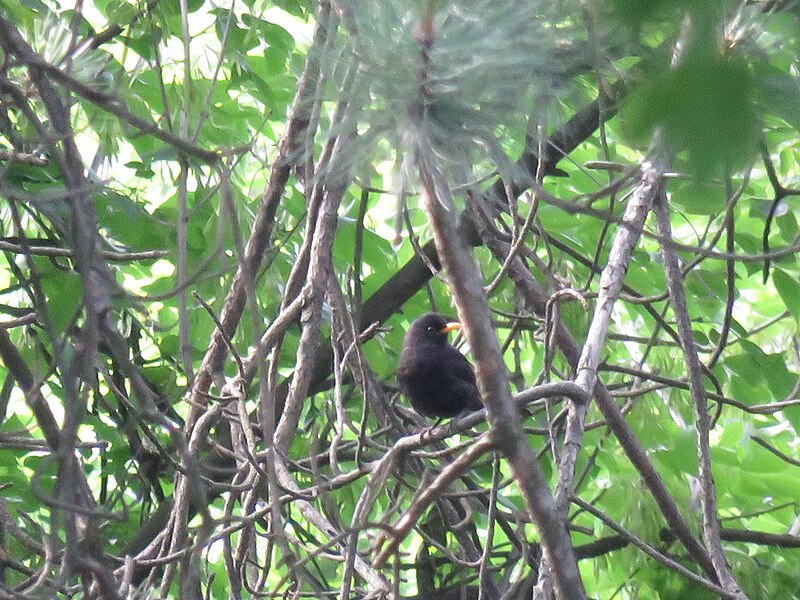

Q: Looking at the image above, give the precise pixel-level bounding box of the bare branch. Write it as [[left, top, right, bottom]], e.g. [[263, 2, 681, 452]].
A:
[[654, 193, 749, 599]]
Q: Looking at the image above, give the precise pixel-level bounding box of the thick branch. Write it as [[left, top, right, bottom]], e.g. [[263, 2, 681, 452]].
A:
[[555, 154, 663, 510], [419, 157, 586, 600]]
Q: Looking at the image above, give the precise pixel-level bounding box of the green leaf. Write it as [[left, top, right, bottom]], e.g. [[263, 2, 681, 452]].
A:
[[753, 66, 800, 131], [623, 51, 758, 177], [725, 340, 796, 402], [94, 189, 169, 251], [668, 180, 726, 216], [39, 270, 82, 332], [653, 428, 698, 477], [247, 17, 295, 53], [772, 269, 800, 321]]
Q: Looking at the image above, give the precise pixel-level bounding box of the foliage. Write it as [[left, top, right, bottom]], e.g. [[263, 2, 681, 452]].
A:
[[0, 0, 799, 599]]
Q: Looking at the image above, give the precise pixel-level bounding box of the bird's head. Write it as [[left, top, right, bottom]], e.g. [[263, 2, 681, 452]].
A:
[[407, 312, 462, 345]]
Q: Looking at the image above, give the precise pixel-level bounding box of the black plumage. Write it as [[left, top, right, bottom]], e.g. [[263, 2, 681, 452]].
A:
[[396, 313, 484, 419]]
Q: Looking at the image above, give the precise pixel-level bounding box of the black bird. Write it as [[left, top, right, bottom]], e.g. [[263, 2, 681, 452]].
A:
[[397, 313, 484, 420]]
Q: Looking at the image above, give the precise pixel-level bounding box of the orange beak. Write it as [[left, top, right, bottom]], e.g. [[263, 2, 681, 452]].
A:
[[441, 321, 462, 334]]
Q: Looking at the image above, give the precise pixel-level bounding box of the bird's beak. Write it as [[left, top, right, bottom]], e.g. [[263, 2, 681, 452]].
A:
[[441, 321, 462, 334]]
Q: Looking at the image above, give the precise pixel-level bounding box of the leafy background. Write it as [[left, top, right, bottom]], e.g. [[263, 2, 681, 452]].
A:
[[0, 0, 799, 598]]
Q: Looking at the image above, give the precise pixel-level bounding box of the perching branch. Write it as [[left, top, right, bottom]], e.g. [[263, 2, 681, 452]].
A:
[[418, 154, 586, 600]]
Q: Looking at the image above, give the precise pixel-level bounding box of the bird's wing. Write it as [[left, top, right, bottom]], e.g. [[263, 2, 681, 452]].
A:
[[446, 348, 484, 410], [448, 348, 477, 384]]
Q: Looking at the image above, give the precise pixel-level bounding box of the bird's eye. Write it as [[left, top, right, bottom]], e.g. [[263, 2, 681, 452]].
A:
[[427, 326, 434, 332]]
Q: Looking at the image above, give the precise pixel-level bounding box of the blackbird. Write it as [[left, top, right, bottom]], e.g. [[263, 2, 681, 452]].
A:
[[397, 313, 484, 420]]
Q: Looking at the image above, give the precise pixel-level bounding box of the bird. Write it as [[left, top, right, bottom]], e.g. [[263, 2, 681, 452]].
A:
[[396, 312, 484, 421]]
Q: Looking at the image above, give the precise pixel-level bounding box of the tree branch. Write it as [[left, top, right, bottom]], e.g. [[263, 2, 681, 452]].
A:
[[653, 192, 749, 599], [418, 156, 586, 600]]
